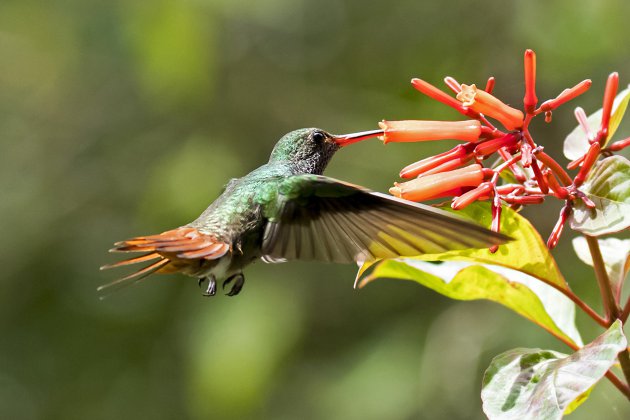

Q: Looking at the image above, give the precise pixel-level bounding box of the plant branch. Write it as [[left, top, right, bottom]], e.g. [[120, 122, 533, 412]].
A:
[[605, 371, 630, 400], [552, 285, 608, 328], [585, 235, 619, 322], [622, 296, 630, 324], [585, 234, 630, 392]]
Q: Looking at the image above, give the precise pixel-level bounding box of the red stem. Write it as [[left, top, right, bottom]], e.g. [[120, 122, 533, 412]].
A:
[[621, 296, 630, 323]]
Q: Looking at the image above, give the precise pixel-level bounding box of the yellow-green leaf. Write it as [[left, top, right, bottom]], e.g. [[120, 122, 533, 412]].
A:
[[360, 259, 582, 347]]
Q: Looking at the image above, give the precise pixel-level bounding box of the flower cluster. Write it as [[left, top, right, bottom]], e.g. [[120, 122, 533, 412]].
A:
[[383, 50, 630, 250]]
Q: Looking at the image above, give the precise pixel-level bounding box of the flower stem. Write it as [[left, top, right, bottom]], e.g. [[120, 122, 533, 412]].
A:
[[585, 235, 619, 321], [622, 296, 630, 324], [585, 234, 630, 393], [561, 287, 608, 328], [606, 371, 630, 400]]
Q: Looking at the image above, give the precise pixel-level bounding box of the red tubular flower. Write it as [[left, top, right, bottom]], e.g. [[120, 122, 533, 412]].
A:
[[489, 198, 502, 253], [451, 182, 493, 210], [544, 170, 569, 199], [456, 84, 524, 130], [474, 132, 520, 158], [574, 142, 601, 187], [538, 80, 592, 113], [608, 137, 630, 152], [399, 144, 474, 178], [495, 184, 525, 195], [417, 157, 472, 177], [523, 49, 538, 113], [502, 195, 545, 205], [497, 149, 527, 182], [411, 78, 477, 118], [378, 120, 482, 144], [598, 72, 619, 142], [547, 204, 572, 249], [567, 154, 586, 170], [530, 158, 549, 194], [389, 164, 484, 202], [485, 77, 495, 94], [536, 151, 572, 186]]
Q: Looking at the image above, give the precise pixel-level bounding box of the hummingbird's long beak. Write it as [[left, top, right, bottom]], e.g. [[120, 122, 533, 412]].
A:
[[334, 129, 384, 147]]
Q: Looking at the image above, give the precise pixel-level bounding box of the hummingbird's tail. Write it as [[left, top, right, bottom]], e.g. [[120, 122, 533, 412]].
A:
[[99, 227, 229, 294]]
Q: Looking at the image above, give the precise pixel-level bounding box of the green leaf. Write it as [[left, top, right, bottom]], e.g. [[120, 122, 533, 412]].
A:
[[360, 259, 582, 347], [570, 155, 630, 235], [564, 85, 630, 160], [572, 236, 630, 299], [481, 320, 627, 420], [360, 202, 569, 290]]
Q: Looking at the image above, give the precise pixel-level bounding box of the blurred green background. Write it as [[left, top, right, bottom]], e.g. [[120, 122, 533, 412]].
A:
[[2, 0, 630, 418]]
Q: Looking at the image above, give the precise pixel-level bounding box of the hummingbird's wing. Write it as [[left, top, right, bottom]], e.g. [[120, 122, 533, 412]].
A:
[[261, 175, 510, 263]]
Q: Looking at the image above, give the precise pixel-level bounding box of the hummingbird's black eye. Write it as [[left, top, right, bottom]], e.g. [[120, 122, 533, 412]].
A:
[[312, 131, 326, 143]]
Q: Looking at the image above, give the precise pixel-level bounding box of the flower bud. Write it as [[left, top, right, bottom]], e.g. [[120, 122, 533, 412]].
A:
[[547, 205, 572, 249], [598, 72, 619, 142], [474, 133, 520, 158], [538, 80, 591, 113], [523, 49, 538, 113], [574, 142, 601, 187], [502, 195, 545, 205], [399, 144, 474, 178], [451, 182, 493, 210], [608, 137, 630, 152], [485, 77, 495, 94]]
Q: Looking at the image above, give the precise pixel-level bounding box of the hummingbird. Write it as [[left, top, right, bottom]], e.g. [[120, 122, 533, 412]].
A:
[[101, 128, 509, 297]]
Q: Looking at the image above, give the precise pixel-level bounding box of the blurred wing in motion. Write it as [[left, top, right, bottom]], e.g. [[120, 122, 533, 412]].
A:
[[100, 227, 229, 292], [262, 175, 510, 263]]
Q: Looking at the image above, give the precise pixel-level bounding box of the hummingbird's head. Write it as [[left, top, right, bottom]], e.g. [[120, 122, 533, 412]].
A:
[[269, 127, 383, 174]]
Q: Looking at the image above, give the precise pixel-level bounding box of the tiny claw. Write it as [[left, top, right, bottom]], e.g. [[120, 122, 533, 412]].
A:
[[201, 276, 216, 297], [223, 273, 245, 297]]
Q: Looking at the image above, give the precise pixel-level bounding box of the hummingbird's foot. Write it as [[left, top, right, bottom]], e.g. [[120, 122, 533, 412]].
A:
[[199, 276, 217, 297], [222, 273, 245, 297]]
